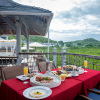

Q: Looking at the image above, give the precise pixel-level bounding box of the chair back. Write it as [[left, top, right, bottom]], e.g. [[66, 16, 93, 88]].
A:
[[38, 62, 47, 72], [38, 61, 56, 72], [1, 65, 24, 81]]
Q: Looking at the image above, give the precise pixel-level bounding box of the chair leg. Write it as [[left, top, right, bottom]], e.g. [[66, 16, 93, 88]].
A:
[[88, 89, 100, 95], [78, 95, 92, 100]]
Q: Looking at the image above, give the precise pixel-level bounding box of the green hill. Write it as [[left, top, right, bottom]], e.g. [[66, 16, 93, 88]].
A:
[[8, 35, 100, 47], [65, 38, 100, 47], [8, 35, 57, 43]]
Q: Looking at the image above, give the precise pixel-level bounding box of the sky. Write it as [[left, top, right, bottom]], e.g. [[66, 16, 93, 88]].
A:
[[14, 0, 100, 42]]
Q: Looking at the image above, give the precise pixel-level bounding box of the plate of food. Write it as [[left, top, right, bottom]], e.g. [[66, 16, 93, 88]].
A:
[[23, 86, 52, 99], [63, 65, 78, 71], [30, 73, 61, 88], [16, 75, 30, 81], [52, 70, 71, 78]]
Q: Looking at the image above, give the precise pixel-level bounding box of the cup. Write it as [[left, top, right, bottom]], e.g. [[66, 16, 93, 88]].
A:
[[58, 66, 61, 70], [61, 74, 66, 81]]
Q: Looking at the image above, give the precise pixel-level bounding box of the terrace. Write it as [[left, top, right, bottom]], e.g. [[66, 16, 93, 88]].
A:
[[0, 0, 100, 100]]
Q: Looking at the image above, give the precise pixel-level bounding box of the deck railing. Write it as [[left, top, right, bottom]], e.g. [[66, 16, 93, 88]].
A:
[[0, 51, 100, 71], [19, 52, 100, 71], [0, 56, 17, 67]]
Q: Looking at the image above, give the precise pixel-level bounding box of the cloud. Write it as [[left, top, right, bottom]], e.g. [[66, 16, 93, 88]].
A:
[[14, 0, 100, 42]]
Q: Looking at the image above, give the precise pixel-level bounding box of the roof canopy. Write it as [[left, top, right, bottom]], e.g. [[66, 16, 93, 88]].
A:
[[0, 0, 53, 36]]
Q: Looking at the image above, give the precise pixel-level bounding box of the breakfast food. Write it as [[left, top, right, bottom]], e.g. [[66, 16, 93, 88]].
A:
[[63, 65, 73, 71], [36, 76, 54, 83], [29, 89, 45, 98], [52, 70, 71, 78], [27, 74, 36, 78]]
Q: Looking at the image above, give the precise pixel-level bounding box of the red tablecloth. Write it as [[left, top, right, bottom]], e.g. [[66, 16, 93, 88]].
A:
[[69, 69, 100, 96], [0, 78, 82, 100]]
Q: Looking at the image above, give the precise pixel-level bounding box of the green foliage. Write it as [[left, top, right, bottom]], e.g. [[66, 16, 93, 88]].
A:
[[86, 44, 93, 48], [77, 42, 82, 46], [65, 42, 73, 47], [29, 36, 57, 43], [58, 41, 64, 46], [21, 42, 25, 47], [8, 36, 16, 40], [65, 38, 100, 47]]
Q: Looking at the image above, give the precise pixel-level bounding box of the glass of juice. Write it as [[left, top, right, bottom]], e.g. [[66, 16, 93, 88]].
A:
[[23, 66, 28, 84], [58, 66, 61, 70], [84, 60, 88, 72], [61, 74, 66, 81]]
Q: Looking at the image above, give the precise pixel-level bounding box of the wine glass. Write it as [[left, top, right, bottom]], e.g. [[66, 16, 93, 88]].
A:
[[23, 66, 28, 84], [48, 61, 52, 71], [84, 60, 88, 72]]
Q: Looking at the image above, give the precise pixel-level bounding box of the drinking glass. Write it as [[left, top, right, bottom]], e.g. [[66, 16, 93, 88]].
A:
[[23, 66, 28, 84], [84, 60, 88, 72], [58, 66, 61, 70], [61, 74, 66, 81], [48, 61, 52, 71]]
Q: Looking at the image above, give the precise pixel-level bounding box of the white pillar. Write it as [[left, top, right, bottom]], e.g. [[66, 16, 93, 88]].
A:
[[6, 46, 8, 52], [53, 47, 57, 66], [61, 47, 66, 67], [15, 16, 22, 65], [47, 29, 49, 61], [27, 33, 29, 53], [11, 46, 12, 52], [26, 29, 29, 53]]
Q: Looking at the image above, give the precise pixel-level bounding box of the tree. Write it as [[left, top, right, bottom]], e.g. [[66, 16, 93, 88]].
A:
[[58, 41, 64, 46], [77, 42, 82, 46], [86, 44, 93, 48], [21, 42, 25, 47]]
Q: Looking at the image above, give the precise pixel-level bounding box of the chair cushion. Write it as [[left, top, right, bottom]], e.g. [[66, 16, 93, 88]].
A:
[[88, 88, 100, 100]]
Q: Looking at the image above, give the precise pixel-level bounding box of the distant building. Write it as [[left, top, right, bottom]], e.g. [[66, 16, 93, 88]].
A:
[[0, 35, 16, 54], [73, 43, 77, 46], [0, 35, 8, 40]]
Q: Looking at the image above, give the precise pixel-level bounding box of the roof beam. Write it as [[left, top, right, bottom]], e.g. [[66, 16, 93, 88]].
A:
[[0, 15, 16, 31], [27, 16, 46, 35], [21, 16, 30, 31], [0, 29, 5, 34]]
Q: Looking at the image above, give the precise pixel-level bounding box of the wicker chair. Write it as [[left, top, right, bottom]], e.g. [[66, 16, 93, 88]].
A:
[[1, 65, 24, 81], [38, 61, 56, 72], [38, 62, 47, 72]]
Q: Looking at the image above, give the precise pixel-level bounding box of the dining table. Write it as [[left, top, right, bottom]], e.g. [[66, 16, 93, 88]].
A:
[[0, 78, 82, 100], [0, 68, 100, 100]]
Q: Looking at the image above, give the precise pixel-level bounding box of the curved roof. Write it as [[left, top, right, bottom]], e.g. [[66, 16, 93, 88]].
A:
[[0, 0, 53, 36]]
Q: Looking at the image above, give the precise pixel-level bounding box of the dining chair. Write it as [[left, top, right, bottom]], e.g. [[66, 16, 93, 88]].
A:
[[1, 65, 25, 81], [88, 88, 100, 100], [38, 62, 48, 72], [48, 61, 56, 69], [77, 95, 92, 100]]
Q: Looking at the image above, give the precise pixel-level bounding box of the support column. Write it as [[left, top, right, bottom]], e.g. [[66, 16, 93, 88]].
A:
[[26, 29, 29, 53], [61, 47, 66, 67], [47, 29, 50, 61], [53, 47, 57, 66], [6, 46, 8, 53], [15, 16, 22, 65]]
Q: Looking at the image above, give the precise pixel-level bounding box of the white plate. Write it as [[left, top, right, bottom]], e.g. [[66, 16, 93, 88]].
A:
[[23, 86, 52, 99], [78, 69, 84, 74], [30, 73, 61, 88], [52, 71, 72, 78], [16, 75, 29, 81]]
